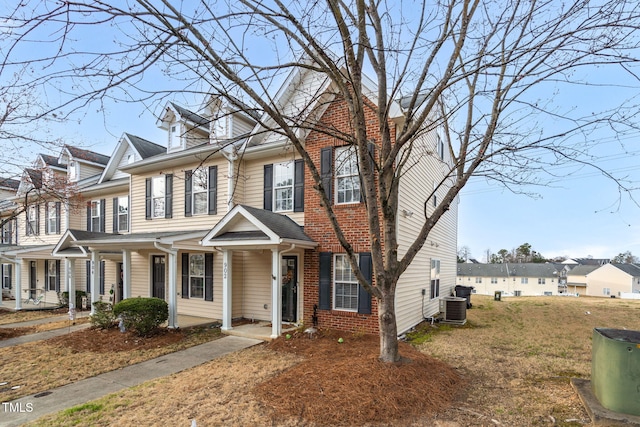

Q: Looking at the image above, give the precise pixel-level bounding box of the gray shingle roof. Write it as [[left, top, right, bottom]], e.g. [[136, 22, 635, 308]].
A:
[[611, 263, 640, 277], [567, 265, 599, 276], [171, 103, 209, 127], [65, 145, 111, 165], [0, 178, 19, 191], [39, 154, 65, 169], [239, 205, 314, 243], [125, 134, 166, 159]]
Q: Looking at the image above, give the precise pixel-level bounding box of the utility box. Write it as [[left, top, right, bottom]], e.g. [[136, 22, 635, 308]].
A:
[[591, 328, 640, 416], [494, 291, 502, 301]]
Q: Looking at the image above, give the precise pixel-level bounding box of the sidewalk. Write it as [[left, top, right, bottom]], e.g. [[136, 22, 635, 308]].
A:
[[0, 312, 92, 348], [1, 335, 263, 426]]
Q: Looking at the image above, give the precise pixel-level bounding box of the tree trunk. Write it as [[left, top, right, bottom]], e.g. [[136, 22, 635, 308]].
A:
[[378, 290, 400, 362]]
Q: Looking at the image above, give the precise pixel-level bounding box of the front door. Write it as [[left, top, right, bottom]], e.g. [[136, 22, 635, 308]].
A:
[[152, 255, 166, 300], [29, 261, 37, 299], [116, 262, 123, 303], [281, 256, 298, 322]]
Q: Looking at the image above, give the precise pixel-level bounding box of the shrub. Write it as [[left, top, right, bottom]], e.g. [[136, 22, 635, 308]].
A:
[[91, 301, 115, 329], [113, 297, 168, 336], [59, 291, 88, 309]]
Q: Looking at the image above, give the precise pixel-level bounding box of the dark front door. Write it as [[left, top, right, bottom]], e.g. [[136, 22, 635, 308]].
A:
[[152, 255, 166, 300], [281, 256, 298, 322], [116, 262, 123, 303], [29, 261, 37, 299]]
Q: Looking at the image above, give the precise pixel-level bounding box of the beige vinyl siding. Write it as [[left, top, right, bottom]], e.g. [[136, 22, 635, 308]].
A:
[[395, 130, 458, 334], [231, 115, 255, 139], [240, 152, 304, 225], [176, 250, 223, 319], [19, 203, 68, 245], [586, 264, 634, 297], [185, 127, 209, 150], [78, 164, 104, 181], [130, 158, 228, 233], [112, 145, 137, 180], [236, 251, 272, 321]]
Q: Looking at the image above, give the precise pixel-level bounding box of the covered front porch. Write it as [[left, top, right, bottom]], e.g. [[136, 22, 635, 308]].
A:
[[201, 204, 317, 339]]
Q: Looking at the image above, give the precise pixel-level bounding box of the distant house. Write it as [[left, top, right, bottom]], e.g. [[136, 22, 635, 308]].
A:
[[457, 263, 560, 296], [562, 258, 610, 266], [585, 263, 640, 298], [565, 264, 599, 295]]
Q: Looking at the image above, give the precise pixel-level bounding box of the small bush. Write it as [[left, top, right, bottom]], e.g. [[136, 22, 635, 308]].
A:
[[59, 290, 88, 309], [113, 297, 168, 336], [91, 301, 115, 329]]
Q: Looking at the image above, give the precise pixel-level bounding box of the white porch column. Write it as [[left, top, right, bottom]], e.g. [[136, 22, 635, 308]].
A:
[[90, 251, 99, 315], [271, 248, 282, 339], [14, 259, 22, 311], [122, 249, 131, 299], [67, 258, 76, 310], [167, 250, 178, 329], [221, 249, 232, 331]]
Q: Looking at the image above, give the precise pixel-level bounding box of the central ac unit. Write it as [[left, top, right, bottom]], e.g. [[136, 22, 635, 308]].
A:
[[439, 296, 467, 325]]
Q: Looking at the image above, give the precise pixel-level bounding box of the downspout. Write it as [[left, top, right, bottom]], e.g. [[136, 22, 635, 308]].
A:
[[154, 242, 178, 329], [222, 149, 238, 212]]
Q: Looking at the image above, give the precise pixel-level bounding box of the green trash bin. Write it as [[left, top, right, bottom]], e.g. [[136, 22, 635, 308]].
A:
[[591, 328, 640, 416], [494, 291, 502, 301]]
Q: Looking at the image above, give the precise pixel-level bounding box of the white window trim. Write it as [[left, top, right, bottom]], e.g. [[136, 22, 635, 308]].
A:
[[27, 205, 37, 235], [521, 277, 528, 284], [152, 176, 166, 218], [333, 253, 359, 312], [47, 202, 58, 234], [46, 260, 57, 292], [192, 168, 208, 215], [273, 162, 294, 212], [189, 254, 205, 299], [91, 200, 101, 232], [334, 146, 360, 205], [2, 264, 10, 289], [430, 259, 440, 300], [117, 196, 129, 232], [538, 278, 546, 285]]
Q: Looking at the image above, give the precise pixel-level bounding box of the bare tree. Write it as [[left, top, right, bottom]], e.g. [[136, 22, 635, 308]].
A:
[[457, 245, 472, 263], [2, 0, 640, 362]]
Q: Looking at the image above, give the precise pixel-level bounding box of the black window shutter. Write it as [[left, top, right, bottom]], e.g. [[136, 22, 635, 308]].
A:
[[319, 252, 332, 310], [181, 253, 189, 299], [6, 219, 12, 244], [7, 264, 11, 289], [263, 164, 273, 211], [86, 202, 92, 231], [45, 203, 49, 234], [358, 252, 372, 314], [320, 147, 333, 204], [44, 260, 49, 289], [55, 202, 61, 234], [184, 170, 192, 217], [35, 204, 40, 235], [113, 197, 118, 233], [55, 260, 61, 293], [165, 174, 173, 218], [208, 166, 217, 215], [294, 159, 304, 212], [100, 199, 106, 232], [99, 260, 105, 295], [145, 178, 152, 219], [205, 252, 213, 301]]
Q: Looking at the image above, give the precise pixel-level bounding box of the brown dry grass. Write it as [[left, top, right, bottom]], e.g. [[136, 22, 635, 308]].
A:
[[0, 325, 222, 401], [0, 317, 90, 339], [0, 307, 76, 325], [10, 295, 640, 426]]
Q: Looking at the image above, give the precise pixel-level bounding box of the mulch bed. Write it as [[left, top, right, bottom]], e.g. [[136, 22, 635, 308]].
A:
[[48, 327, 186, 353], [0, 326, 37, 340], [254, 329, 463, 426]]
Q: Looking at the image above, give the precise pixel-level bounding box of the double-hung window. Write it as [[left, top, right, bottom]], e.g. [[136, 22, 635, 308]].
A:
[[274, 162, 294, 212], [115, 196, 129, 232], [192, 169, 208, 215], [46, 202, 59, 234], [26, 205, 38, 236], [491, 277, 498, 284], [46, 260, 58, 292], [152, 176, 166, 218], [335, 146, 360, 204], [430, 259, 441, 299], [475, 277, 482, 284], [521, 277, 529, 284], [333, 254, 359, 311], [538, 278, 546, 285], [189, 254, 205, 299], [1, 219, 16, 244], [2, 264, 11, 289], [91, 200, 101, 232]]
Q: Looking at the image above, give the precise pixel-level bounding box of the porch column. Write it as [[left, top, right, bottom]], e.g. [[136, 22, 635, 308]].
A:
[[90, 250, 100, 315], [67, 258, 76, 310], [122, 249, 131, 299], [271, 248, 282, 339], [221, 249, 232, 331], [167, 250, 178, 329], [14, 259, 22, 311]]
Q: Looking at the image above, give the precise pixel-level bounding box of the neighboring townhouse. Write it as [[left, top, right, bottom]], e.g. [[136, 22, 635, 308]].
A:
[[457, 263, 560, 296], [2, 65, 458, 340], [585, 263, 640, 298], [0, 147, 109, 306], [0, 178, 20, 298], [565, 264, 599, 295]]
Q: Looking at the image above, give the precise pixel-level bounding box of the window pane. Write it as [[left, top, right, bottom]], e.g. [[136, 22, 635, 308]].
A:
[[275, 188, 292, 211], [190, 254, 204, 277], [190, 277, 204, 298], [193, 169, 208, 192], [152, 176, 165, 198], [153, 199, 165, 217], [194, 193, 208, 215]]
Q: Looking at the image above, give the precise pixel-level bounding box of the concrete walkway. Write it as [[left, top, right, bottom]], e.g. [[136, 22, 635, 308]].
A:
[[0, 312, 93, 348], [1, 335, 262, 426]]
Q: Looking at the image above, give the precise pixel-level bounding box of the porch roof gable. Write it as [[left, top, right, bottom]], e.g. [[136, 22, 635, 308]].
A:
[[201, 204, 316, 248]]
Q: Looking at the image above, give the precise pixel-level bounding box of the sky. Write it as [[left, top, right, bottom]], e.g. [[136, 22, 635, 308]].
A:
[[3, 1, 640, 263]]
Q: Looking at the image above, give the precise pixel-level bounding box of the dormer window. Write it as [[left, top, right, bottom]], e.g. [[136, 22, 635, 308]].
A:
[[69, 161, 77, 181], [169, 124, 181, 149], [214, 116, 228, 139]]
